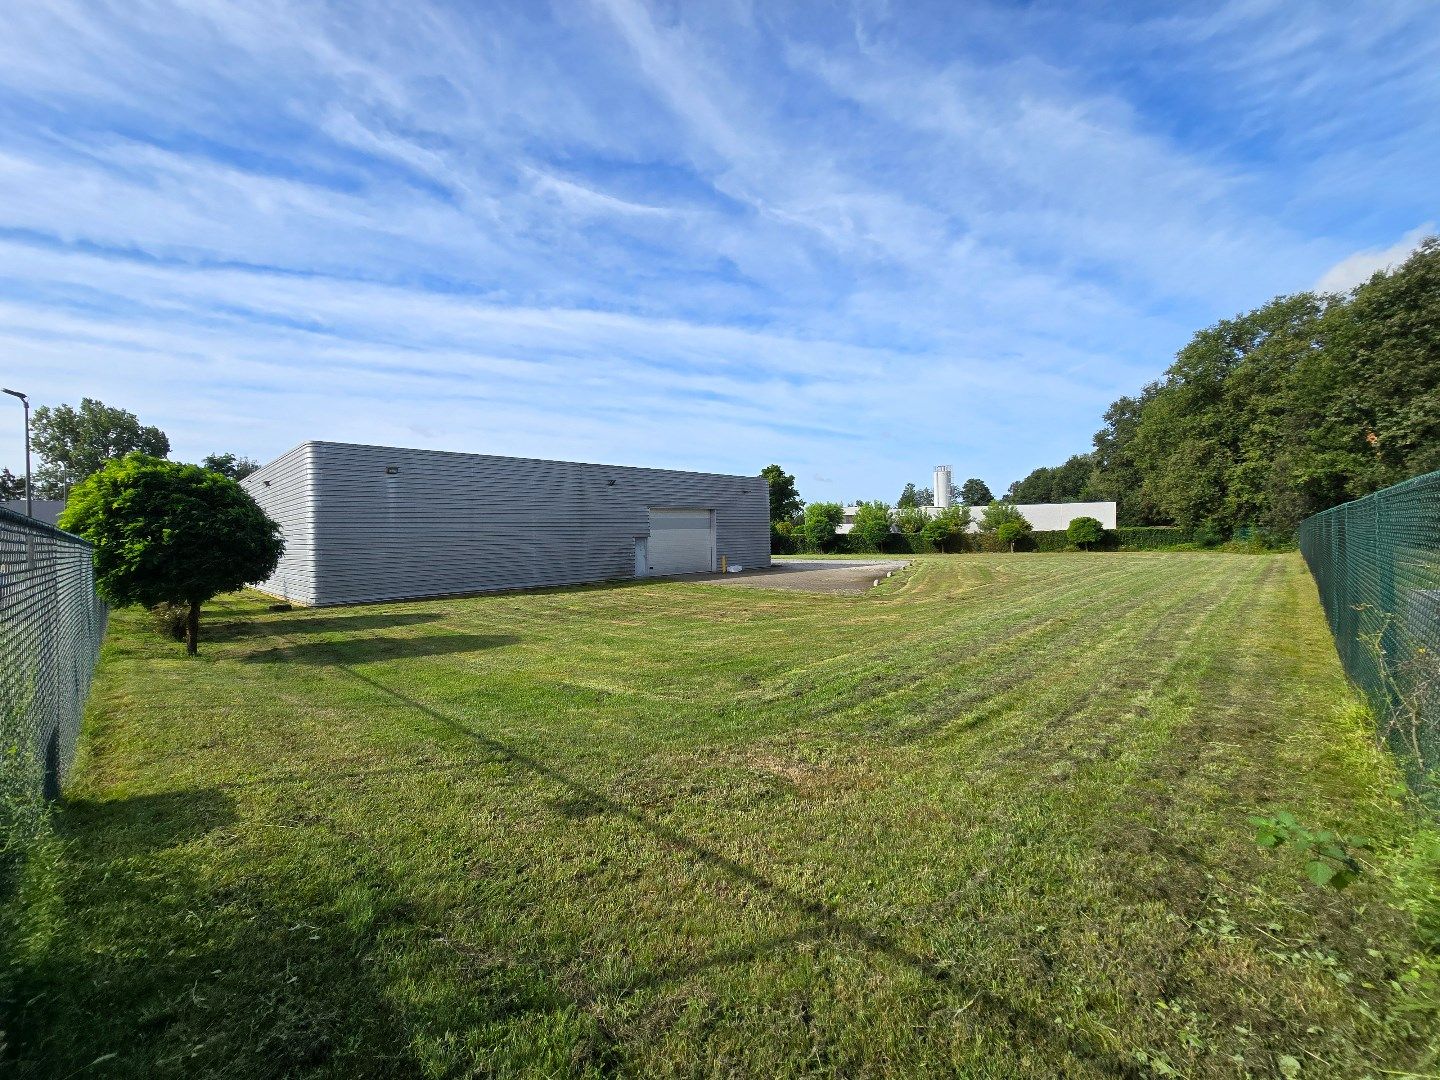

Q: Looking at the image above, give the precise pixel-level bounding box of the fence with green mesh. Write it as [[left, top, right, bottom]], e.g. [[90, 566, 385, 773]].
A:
[[1298, 470, 1440, 797], [0, 507, 106, 857]]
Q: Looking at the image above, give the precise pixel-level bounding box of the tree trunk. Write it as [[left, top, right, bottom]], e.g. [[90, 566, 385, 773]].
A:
[[186, 599, 201, 656]]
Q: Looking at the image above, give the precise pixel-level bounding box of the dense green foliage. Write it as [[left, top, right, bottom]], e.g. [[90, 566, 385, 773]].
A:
[[201, 452, 261, 481], [920, 505, 970, 552], [896, 482, 921, 508], [849, 501, 893, 551], [3, 558, 1436, 1076], [893, 507, 929, 548], [1111, 525, 1201, 550], [761, 464, 804, 526], [1006, 455, 1095, 504], [1066, 516, 1104, 550], [995, 519, 1031, 552], [1004, 238, 1440, 534], [31, 397, 170, 498], [800, 501, 844, 551], [959, 478, 993, 505], [977, 502, 1026, 533], [58, 454, 283, 654]]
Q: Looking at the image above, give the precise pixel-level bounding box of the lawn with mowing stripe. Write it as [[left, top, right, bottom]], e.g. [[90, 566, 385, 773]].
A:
[[2, 553, 1436, 1078]]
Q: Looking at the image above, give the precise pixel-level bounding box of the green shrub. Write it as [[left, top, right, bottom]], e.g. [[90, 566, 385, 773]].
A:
[[800, 502, 845, 552], [996, 519, 1032, 552], [1029, 530, 1075, 552], [1193, 522, 1228, 548], [894, 506, 928, 539], [978, 502, 1026, 533], [771, 519, 803, 554], [850, 501, 894, 552], [1114, 526, 1198, 551], [921, 505, 971, 553], [150, 603, 190, 642], [1066, 516, 1105, 550]]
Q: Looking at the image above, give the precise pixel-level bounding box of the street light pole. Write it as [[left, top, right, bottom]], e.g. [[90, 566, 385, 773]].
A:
[[2, 388, 31, 518]]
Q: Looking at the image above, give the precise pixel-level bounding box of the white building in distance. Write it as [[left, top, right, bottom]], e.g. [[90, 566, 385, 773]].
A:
[[837, 466, 1116, 535]]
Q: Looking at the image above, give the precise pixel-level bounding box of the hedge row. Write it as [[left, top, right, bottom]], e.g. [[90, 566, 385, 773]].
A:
[[773, 525, 1209, 556]]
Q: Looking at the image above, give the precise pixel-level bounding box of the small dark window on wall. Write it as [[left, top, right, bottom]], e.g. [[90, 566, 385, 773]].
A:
[[385, 466, 400, 475]]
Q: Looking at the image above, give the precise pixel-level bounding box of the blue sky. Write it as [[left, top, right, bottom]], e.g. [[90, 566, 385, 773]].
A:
[[1, 0, 1436, 503]]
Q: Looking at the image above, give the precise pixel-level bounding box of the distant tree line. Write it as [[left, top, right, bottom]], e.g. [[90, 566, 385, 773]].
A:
[[2, 396, 260, 500], [896, 477, 991, 508], [763, 464, 1003, 554], [1003, 238, 1440, 535]]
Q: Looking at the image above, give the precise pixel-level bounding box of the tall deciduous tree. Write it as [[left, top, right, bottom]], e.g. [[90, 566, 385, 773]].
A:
[[760, 464, 804, 525], [896, 482, 921, 509], [32, 398, 170, 498], [959, 478, 993, 505], [1006, 454, 1095, 504], [202, 452, 262, 481], [59, 454, 283, 655], [1003, 236, 1440, 536], [0, 468, 24, 501], [1089, 392, 1164, 526]]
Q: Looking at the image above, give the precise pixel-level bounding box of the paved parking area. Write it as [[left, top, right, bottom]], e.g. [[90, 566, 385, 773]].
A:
[[690, 559, 910, 594]]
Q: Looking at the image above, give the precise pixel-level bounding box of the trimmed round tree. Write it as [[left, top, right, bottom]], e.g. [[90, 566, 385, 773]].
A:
[[59, 453, 283, 655], [995, 518, 1032, 553], [1066, 515, 1105, 551]]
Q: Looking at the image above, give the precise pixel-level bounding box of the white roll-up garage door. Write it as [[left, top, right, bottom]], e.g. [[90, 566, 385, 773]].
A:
[[647, 509, 714, 575]]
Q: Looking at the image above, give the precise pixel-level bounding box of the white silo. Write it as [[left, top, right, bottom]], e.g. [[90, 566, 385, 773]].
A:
[[934, 465, 952, 508]]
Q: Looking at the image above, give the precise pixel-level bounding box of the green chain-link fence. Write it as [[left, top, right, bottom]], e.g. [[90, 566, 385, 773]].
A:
[[1, 507, 106, 856], [1298, 470, 1440, 796]]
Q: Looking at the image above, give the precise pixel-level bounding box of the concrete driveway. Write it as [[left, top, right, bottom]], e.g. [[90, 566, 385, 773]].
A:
[[691, 559, 910, 594]]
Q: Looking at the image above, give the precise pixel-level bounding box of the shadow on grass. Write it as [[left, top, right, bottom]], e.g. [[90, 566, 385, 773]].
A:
[[242, 633, 519, 665], [207, 611, 445, 642], [211, 756, 514, 792], [334, 665, 1146, 1079], [7, 774, 624, 1078], [56, 787, 238, 857], [7, 789, 434, 1077]]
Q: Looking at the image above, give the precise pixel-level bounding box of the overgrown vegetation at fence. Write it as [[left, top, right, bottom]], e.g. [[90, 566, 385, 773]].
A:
[[1300, 469, 1440, 801], [0, 509, 105, 870]]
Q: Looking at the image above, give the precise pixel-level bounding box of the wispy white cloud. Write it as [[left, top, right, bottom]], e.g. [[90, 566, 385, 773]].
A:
[[0, 0, 1436, 498], [1314, 224, 1435, 295]]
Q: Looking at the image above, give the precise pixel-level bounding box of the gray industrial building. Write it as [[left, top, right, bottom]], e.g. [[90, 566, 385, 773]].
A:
[[2, 500, 67, 527], [240, 441, 771, 606]]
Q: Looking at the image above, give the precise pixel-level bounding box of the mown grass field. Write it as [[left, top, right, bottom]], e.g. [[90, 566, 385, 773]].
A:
[[3, 553, 1437, 1078]]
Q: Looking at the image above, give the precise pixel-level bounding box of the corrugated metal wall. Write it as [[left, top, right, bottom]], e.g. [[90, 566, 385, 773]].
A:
[[239, 443, 318, 605], [244, 441, 770, 606]]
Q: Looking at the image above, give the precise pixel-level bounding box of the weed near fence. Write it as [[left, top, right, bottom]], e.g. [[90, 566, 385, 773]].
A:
[[1299, 470, 1440, 799]]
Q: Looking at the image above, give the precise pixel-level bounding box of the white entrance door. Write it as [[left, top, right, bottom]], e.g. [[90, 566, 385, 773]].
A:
[[647, 509, 714, 575]]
